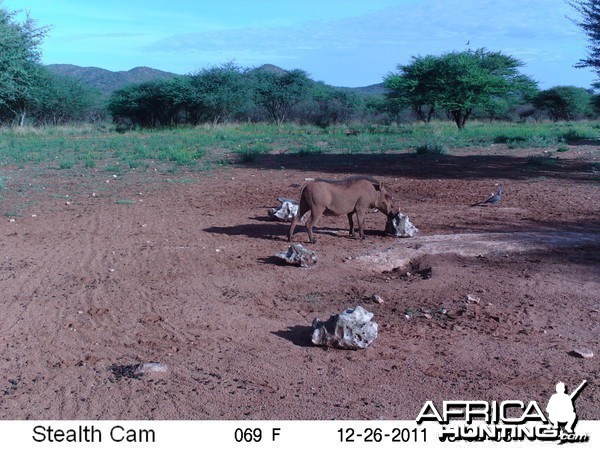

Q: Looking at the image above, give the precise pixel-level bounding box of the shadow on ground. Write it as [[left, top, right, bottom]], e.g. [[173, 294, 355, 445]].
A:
[[242, 153, 599, 183], [271, 326, 314, 347]]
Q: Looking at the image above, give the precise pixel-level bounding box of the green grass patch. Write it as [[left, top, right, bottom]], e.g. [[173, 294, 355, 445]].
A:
[[59, 160, 75, 170], [414, 135, 448, 155], [104, 165, 124, 174], [236, 143, 270, 163], [115, 199, 135, 205], [0, 121, 598, 175], [294, 144, 323, 157]]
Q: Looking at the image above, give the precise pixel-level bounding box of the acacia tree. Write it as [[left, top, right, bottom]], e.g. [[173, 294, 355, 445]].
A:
[[252, 68, 314, 124], [533, 86, 593, 121], [0, 8, 48, 126], [568, 0, 600, 78], [31, 69, 100, 125], [187, 62, 250, 124], [108, 79, 184, 128], [384, 55, 439, 123], [385, 49, 538, 128]]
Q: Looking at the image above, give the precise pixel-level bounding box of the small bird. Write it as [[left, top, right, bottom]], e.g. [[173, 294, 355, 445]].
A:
[[471, 187, 504, 207]]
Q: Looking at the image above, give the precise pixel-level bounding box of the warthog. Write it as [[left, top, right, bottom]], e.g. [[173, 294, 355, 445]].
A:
[[288, 176, 398, 243]]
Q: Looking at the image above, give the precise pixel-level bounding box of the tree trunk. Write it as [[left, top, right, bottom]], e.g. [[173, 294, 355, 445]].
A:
[[450, 108, 471, 129], [427, 107, 435, 123]]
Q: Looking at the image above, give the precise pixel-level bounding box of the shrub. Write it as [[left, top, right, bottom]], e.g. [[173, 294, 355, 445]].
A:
[[415, 139, 448, 155], [236, 143, 269, 162]]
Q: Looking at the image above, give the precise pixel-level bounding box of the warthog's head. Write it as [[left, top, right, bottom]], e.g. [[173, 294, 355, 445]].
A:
[[375, 183, 399, 218]]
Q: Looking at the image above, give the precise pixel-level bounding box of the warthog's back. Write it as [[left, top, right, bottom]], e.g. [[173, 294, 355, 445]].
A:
[[304, 177, 382, 215]]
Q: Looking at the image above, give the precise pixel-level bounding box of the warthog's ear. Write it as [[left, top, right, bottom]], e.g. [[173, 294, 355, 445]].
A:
[[374, 182, 383, 191]]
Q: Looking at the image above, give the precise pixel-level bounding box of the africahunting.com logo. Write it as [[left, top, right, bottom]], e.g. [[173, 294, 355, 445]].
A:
[[417, 380, 590, 443]]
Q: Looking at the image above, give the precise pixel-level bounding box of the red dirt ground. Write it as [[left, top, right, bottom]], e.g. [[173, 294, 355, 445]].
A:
[[0, 144, 598, 420]]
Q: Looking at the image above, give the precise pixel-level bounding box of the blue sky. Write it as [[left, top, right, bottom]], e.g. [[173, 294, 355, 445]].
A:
[[1, 0, 596, 88]]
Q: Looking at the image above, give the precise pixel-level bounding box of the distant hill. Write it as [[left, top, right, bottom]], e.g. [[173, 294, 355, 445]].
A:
[[46, 64, 179, 96], [338, 83, 387, 96], [45, 63, 386, 97], [251, 64, 289, 75]]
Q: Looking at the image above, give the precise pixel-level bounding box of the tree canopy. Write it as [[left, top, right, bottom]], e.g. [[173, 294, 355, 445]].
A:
[[0, 7, 98, 126], [251, 69, 314, 124], [187, 62, 250, 124], [533, 85, 593, 121], [384, 49, 538, 128], [568, 0, 600, 79], [0, 8, 47, 125]]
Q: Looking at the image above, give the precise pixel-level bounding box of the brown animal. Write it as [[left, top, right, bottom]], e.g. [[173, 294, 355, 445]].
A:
[[288, 176, 398, 243]]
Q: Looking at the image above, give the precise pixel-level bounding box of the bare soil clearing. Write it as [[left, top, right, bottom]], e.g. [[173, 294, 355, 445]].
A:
[[0, 145, 598, 420]]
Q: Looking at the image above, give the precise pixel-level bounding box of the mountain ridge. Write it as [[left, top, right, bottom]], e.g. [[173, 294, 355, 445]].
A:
[[46, 63, 386, 96]]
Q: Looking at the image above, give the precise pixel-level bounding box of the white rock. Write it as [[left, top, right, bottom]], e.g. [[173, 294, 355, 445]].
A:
[[386, 212, 419, 237], [311, 305, 378, 349], [572, 348, 594, 359], [275, 243, 317, 268], [133, 362, 168, 376], [466, 294, 481, 304], [372, 294, 384, 304], [268, 198, 299, 222]]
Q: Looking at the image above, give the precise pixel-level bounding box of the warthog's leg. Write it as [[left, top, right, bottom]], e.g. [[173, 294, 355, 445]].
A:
[[288, 214, 300, 242], [289, 195, 309, 242], [347, 212, 355, 237], [306, 207, 325, 244], [356, 209, 367, 239]]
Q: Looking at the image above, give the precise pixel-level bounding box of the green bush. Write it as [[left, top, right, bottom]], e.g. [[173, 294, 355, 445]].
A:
[[415, 139, 448, 155], [236, 143, 269, 162]]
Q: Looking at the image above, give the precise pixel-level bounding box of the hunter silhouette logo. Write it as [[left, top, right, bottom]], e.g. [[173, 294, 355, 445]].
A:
[[546, 380, 586, 435], [416, 380, 590, 443]]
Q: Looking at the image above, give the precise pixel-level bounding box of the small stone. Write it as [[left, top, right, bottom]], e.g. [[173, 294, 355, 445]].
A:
[[65, 201, 71, 205], [372, 294, 384, 304], [572, 348, 593, 359], [133, 362, 168, 376], [466, 294, 481, 304], [423, 313, 432, 319], [9, 219, 15, 223]]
